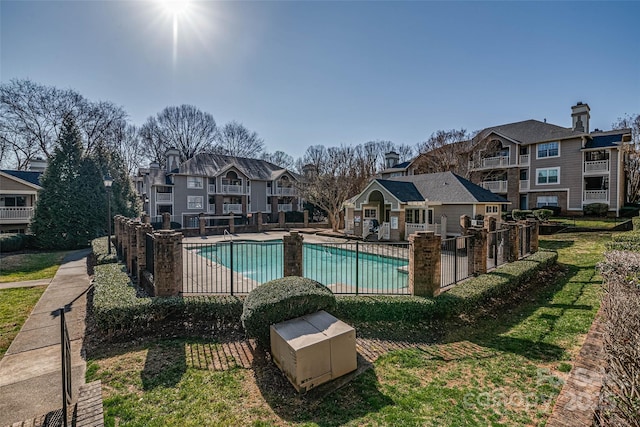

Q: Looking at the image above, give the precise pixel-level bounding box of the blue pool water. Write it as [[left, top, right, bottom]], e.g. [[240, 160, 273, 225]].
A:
[[198, 240, 408, 291]]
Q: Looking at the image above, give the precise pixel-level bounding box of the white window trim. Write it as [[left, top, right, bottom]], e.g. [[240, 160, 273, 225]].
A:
[[537, 196, 559, 208], [536, 141, 561, 159], [536, 167, 561, 186], [187, 176, 203, 189], [187, 195, 204, 210], [363, 208, 377, 219], [485, 205, 499, 214]]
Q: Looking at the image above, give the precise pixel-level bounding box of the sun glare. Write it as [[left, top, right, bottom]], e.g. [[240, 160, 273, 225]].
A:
[[159, 0, 191, 17]]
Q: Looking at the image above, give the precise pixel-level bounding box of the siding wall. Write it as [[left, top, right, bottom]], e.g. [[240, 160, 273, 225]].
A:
[[251, 181, 268, 212]]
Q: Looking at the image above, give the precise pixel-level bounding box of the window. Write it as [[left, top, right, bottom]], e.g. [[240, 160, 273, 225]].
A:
[[537, 142, 559, 158], [536, 167, 560, 185], [406, 209, 423, 224], [427, 209, 434, 225], [187, 196, 203, 210], [485, 205, 499, 214], [537, 196, 558, 207], [364, 208, 377, 219], [187, 176, 203, 189]]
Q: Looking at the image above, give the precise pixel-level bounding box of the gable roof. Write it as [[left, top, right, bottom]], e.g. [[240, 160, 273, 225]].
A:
[[176, 153, 290, 181], [477, 119, 583, 145], [388, 171, 508, 204], [376, 180, 424, 202], [584, 129, 630, 149], [1, 170, 43, 188]]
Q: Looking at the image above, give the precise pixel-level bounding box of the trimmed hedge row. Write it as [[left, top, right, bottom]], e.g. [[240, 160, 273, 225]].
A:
[[0, 233, 35, 253], [606, 231, 640, 252], [334, 250, 558, 322], [92, 263, 243, 338], [91, 236, 118, 265]]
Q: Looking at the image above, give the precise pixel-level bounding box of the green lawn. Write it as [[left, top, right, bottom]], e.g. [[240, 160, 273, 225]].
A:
[[87, 232, 610, 426], [0, 286, 46, 357], [548, 216, 623, 230], [0, 251, 69, 283]]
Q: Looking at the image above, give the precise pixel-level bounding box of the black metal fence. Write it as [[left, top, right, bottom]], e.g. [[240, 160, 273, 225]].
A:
[[181, 240, 410, 295], [487, 228, 511, 270], [440, 235, 473, 288], [145, 233, 155, 277], [58, 308, 72, 427]]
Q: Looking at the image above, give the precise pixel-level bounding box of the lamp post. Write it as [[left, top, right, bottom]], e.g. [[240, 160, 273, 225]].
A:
[[104, 175, 113, 255]]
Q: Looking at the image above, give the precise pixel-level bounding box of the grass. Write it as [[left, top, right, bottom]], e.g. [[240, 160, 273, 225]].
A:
[[86, 232, 610, 426], [548, 216, 623, 229], [0, 286, 46, 357], [0, 251, 69, 283]]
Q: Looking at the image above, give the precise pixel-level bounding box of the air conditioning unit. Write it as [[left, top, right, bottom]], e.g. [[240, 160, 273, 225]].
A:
[[270, 310, 357, 392]]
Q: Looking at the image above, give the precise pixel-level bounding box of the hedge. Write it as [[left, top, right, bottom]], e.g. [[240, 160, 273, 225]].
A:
[[0, 233, 35, 253], [242, 276, 336, 348], [606, 231, 640, 252], [92, 263, 243, 339], [633, 216, 640, 232], [91, 236, 118, 265], [334, 250, 558, 322], [584, 203, 609, 216]]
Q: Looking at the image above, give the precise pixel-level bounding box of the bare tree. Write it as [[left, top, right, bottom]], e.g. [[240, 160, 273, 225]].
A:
[[612, 113, 640, 203], [261, 150, 295, 169], [214, 121, 264, 158], [413, 129, 474, 177], [139, 104, 217, 165], [111, 122, 145, 176], [363, 140, 414, 172]]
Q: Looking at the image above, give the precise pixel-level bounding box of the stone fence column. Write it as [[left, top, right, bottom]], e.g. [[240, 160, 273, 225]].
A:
[[114, 216, 124, 256], [141, 213, 150, 224], [279, 210, 285, 228], [283, 231, 304, 277], [527, 220, 539, 254], [126, 220, 138, 275], [467, 228, 487, 275], [162, 212, 171, 230], [135, 222, 153, 285], [153, 230, 183, 297], [460, 215, 471, 235], [486, 216, 497, 232], [303, 210, 309, 228], [408, 231, 441, 297], [507, 223, 521, 262], [121, 219, 131, 265]]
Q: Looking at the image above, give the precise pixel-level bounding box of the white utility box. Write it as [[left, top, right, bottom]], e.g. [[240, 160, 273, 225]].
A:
[[270, 310, 357, 392]]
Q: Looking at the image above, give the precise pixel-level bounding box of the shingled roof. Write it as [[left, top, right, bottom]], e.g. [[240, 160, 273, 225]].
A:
[[478, 119, 583, 144], [376, 180, 424, 202], [1, 170, 43, 187], [388, 171, 508, 204], [584, 129, 630, 149], [176, 153, 289, 181]]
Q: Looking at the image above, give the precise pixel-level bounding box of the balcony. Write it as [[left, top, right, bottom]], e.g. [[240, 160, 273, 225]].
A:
[[277, 203, 293, 212], [471, 155, 510, 170], [584, 190, 609, 202], [481, 180, 508, 193], [271, 186, 297, 196], [519, 180, 529, 191], [584, 160, 609, 174], [519, 154, 530, 165], [0, 207, 34, 223], [208, 184, 216, 193], [222, 203, 243, 214], [221, 184, 243, 194], [207, 204, 215, 214], [156, 192, 173, 202]]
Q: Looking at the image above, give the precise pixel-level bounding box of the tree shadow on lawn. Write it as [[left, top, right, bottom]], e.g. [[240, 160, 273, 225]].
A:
[[539, 239, 575, 251], [251, 347, 394, 427], [140, 340, 187, 390]]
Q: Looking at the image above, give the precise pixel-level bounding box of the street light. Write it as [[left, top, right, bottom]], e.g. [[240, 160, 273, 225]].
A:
[[104, 175, 113, 255]]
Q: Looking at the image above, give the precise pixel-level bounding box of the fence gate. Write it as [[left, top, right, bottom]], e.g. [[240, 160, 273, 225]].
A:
[[440, 235, 473, 288]]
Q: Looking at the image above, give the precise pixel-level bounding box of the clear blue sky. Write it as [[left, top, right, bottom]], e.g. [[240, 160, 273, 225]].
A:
[[2, 1, 639, 159]]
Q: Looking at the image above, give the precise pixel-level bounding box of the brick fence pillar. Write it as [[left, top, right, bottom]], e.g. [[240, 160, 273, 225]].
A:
[[507, 223, 520, 262], [283, 231, 304, 277], [408, 231, 441, 297], [527, 220, 539, 253], [257, 212, 263, 232], [126, 220, 138, 276], [486, 216, 497, 232], [229, 213, 235, 234], [141, 213, 150, 224], [121, 219, 130, 265], [162, 212, 171, 230], [303, 210, 309, 228], [279, 210, 285, 228], [460, 215, 471, 235], [153, 230, 183, 297], [114, 216, 124, 257], [136, 223, 153, 285], [199, 212, 206, 236], [468, 227, 487, 275]]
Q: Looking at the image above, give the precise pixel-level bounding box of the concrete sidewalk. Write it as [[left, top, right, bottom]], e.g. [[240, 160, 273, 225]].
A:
[[0, 249, 92, 426]]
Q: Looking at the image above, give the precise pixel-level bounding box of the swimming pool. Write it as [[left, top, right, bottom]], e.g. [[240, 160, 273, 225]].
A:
[[197, 240, 409, 293]]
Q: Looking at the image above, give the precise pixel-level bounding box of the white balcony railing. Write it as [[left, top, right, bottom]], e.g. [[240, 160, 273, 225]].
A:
[[404, 223, 442, 240], [277, 203, 293, 212], [208, 184, 216, 193], [519, 179, 529, 191], [481, 180, 509, 193], [0, 207, 34, 222], [271, 186, 297, 196], [221, 184, 243, 194], [584, 190, 609, 202], [584, 160, 609, 174], [222, 203, 243, 214], [481, 156, 510, 169], [207, 204, 215, 214], [156, 192, 173, 202], [378, 222, 390, 240], [519, 154, 530, 165]]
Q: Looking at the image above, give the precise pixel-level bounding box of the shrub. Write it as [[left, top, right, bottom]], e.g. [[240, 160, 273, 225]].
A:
[[606, 231, 640, 252], [241, 276, 337, 348], [620, 206, 640, 218], [633, 216, 640, 231], [91, 263, 243, 339], [0, 233, 34, 253], [285, 211, 305, 223], [91, 236, 117, 265], [584, 203, 609, 217], [532, 209, 553, 222], [511, 209, 533, 221], [150, 221, 182, 230]]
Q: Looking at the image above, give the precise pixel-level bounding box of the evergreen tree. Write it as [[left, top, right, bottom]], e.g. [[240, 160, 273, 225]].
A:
[[93, 144, 140, 220]]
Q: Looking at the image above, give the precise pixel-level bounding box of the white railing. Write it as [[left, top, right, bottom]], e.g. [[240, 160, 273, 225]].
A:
[[584, 160, 609, 173], [150, 215, 180, 224], [378, 222, 390, 240], [222, 204, 243, 214], [277, 203, 293, 212], [584, 190, 609, 202], [208, 184, 216, 193], [404, 223, 442, 239], [156, 192, 173, 202], [0, 207, 34, 222], [207, 204, 215, 214], [481, 156, 510, 168], [271, 187, 297, 196], [221, 184, 243, 194], [520, 179, 529, 191], [481, 180, 508, 193], [519, 154, 530, 165]]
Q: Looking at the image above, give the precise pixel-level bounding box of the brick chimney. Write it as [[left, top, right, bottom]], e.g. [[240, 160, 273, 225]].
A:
[[571, 102, 590, 133]]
